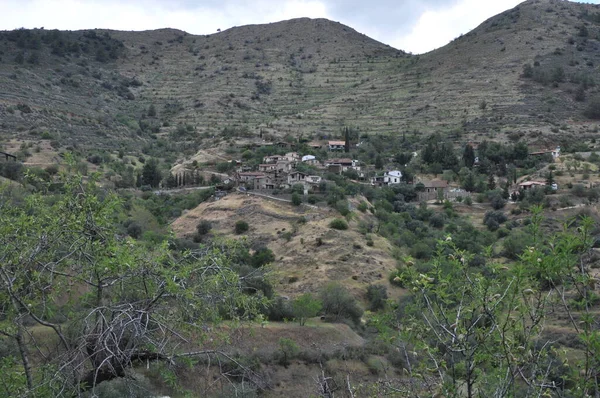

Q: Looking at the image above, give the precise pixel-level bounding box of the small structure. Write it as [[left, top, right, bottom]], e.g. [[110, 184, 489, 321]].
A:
[[237, 172, 265, 182], [263, 155, 285, 164], [285, 152, 300, 162], [371, 170, 402, 187], [306, 175, 322, 184], [287, 171, 308, 186], [420, 179, 449, 194], [518, 181, 546, 190], [324, 158, 360, 172], [328, 141, 346, 151], [307, 142, 322, 149], [529, 146, 560, 159], [258, 164, 277, 172]]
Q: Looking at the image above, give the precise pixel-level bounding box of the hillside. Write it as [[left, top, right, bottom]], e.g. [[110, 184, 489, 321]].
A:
[[2, 0, 600, 163]]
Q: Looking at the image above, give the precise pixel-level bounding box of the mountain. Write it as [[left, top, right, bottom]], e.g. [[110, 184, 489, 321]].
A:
[[1, 0, 600, 159]]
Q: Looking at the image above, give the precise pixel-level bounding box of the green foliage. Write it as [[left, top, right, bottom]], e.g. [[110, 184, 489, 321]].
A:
[[0, 170, 267, 395], [329, 218, 348, 230], [235, 220, 250, 234], [291, 192, 302, 206], [250, 247, 274, 268], [366, 284, 388, 311], [196, 220, 212, 236], [292, 293, 322, 325], [141, 158, 162, 188], [320, 283, 363, 324], [277, 338, 299, 367]]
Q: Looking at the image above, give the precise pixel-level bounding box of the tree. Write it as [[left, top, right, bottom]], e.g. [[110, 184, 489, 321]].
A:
[[487, 173, 496, 190], [375, 154, 383, 170], [147, 103, 157, 117], [320, 283, 363, 324], [344, 126, 350, 153], [291, 192, 302, 206], [462, 144, 475, 168], [292, 293, 322, 326], [141, 158, 162, 187], [397, 207, 584, 397], [0, 171, 267, 396]]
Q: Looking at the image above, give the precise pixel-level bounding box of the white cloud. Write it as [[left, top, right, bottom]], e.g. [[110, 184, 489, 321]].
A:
[[1, 0, 600, 54], [391, 0, 522, 54]]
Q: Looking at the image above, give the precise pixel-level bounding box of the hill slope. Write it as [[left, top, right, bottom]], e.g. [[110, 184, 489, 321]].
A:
[[1, 0, 600, 157]]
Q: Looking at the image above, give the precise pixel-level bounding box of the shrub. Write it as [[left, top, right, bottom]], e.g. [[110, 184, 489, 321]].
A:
[[268, 296, 294, 321], [320, 283, 363, 324], [291, 192, 302, 206], [504, 230, 534, 259], [196, 220, 212, 236], [484, 211, 507, 231], [234, 220, 249, 234], [278, 338, 299, 367], [329, 218, 348, 230], [250, 247, 274, 267], [366, 285, 388, 311], [357, 201, 368, 212], [464, 196, 473, 206], [292, 293, 322, 326]]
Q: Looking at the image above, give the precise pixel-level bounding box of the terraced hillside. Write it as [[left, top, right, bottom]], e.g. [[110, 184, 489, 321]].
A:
[[1, 0, 600, 157]]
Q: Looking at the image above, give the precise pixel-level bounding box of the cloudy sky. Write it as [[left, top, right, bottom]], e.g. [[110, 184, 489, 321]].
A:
[[2, 0, 599, 54]]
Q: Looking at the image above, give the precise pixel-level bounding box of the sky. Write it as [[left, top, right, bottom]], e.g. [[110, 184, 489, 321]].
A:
[[2, 0, 599, 54]]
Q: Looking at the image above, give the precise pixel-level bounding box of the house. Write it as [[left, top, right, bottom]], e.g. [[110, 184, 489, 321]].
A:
[[328, 141, 346, 151], [518, 181, 546, 190], [287, 171, 308, 186], [275, 161, 294, 172], [254, 175, 276, 190], [421, 179, 449, 193], [306, 175, 322, 184], [529, 146, 561, 159], [302, 155, 319, 165], [258, 164, 277, 172], [371, 170, 402, 186], [237, 172, 265, 182], [324, 158, 360, 172], [307, 142, 322, 149], [285, 152, 300, 162], [263, 155, 284, 164], [417, 179, 451, 201]]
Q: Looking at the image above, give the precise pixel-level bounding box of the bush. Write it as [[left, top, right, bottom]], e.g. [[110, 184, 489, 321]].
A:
[[234, 220, 249, 234], [329, 218, 348, 230], [196, 220, 212, 236], [268, 296, 294, 321], [278, 338, 299, 367], [366, 285, 388, 311], [504, 230, 534, 259], [291, 192, 302, 206], [484, 211, 507, 231], [250, 247, 275, 267], [320, 283, 363, 324], [292, 293, 322, 325]]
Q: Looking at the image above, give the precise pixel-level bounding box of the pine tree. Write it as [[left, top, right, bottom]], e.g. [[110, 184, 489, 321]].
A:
[[487, 173, 496, 191]]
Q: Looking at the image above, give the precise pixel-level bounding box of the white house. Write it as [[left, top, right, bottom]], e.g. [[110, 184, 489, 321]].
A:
[[302, 155, 316, 162], [371, 170, 402, 186]]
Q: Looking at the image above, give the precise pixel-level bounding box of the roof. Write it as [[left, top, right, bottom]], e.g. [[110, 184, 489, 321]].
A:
[[328, 141, 346, 146], [327, 158, 353, 164], [239, 172, 265, 177], [519, 181, 546, 187], [302, 155, 316, 161], [421, 179, 449, 188], [308, 142, 322, 147]]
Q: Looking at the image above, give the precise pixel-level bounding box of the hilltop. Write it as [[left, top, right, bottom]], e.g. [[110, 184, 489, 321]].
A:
[[1, 0, 600, 163]]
